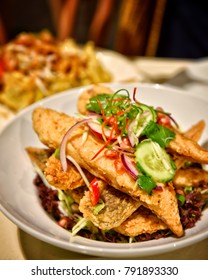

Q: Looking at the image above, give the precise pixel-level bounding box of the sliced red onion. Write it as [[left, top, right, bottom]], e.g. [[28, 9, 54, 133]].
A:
[[60, 118, 92, 172], [117, 136, 135, 153], [156, 107, 179, 128], [87, 121, 104, 139], [154, 185, 163, 192], [87, 112, 101, 118], [66, 155, 90, 188], [167, 114, 179, 129], [121, 154, 139, 180], [133, 87, 140, 104], [87, 120, 117, 140], [113, 145, 134, 156]]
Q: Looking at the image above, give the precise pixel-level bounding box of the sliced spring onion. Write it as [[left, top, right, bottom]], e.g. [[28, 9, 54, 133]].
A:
[[128, 105, 156, 147], [93, 199, 105, 215], [71, 217, 89, 236], [176, 193, 186, 205]]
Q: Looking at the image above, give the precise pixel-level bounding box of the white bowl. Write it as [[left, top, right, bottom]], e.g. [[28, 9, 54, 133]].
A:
[[0, 83, 208, 258]]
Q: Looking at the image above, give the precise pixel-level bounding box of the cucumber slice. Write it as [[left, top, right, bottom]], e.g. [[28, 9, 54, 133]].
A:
[[135, 140, 176, 182]]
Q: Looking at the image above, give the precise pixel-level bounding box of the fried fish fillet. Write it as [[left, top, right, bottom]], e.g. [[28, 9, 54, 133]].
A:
[[80, 183, 168, 235], [26, 147, 87, 203], [173, 167, 208, 188], [26, 147, 53, 172], [27, 146, 91, 190], [114, 206, 168, 236], [27, 146, 165, 233], [44, 154, 93, 190], [183, 120, 205, 141], [32, 107, 183, 237], [169, 131, 208, 165], [79, 182, 141, 230], [174, 120, 205, 169]]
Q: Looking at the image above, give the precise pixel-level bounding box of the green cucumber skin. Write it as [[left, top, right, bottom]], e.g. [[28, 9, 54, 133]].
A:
[[136, 161, 175, 183], [135, 140, 176, 183]]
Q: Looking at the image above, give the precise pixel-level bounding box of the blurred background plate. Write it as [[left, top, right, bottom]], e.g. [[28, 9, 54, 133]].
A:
[[133, 57, 191, 83], [186, 58, 208, 83], [97, 50, 144, 82]]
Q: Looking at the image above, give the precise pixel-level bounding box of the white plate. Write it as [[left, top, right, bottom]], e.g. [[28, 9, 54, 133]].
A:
[[133, 57, 191, 82], [0, 83, 208, 258], [97, 50, 143, 82], [0, 104, 15, 132], [186, 58, 208, 83]]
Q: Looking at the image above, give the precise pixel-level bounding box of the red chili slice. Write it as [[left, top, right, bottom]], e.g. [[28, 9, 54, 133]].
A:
[[89, 178, 100, 206]]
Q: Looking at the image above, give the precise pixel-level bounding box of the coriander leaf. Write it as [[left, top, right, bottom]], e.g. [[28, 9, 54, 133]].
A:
[[137, 175, 156, 194], [86, 94, 111, 114], [143, 121, 175, 148], [86, 93, 128, 114]]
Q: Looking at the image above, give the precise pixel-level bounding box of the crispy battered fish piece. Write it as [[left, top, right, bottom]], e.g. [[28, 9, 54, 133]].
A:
[[183, 120, 205, 141], [79, 181, 141, 230], [44, 154, 93, 190], [26, 147, 87, 202], [77, 84, 113, 115], [173, 120, 205, 169], [114, 206, 168, 236], [32, 107, 183, 237], [36, 148, 168, 233], [169, 131, 208, 165], [173, 167, 208, 188], [26, 147, 54, 172]]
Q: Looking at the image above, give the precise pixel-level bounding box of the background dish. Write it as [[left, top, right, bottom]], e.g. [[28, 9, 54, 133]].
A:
[[0, 49, 141, 131], [133, 57, 191, 82], [97, 50, 143, 82], [0, 83, 208, 258], [186, 58, 208, 82]]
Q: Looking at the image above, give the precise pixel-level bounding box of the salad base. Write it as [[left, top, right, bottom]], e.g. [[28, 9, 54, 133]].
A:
[[34, 172, 207, 243]]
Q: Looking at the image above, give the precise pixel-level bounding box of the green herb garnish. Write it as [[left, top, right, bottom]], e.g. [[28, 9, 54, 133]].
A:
[[176, 193, 186, 205], [137, 175, 156, 194], [93, 199, 105, 215], [143, 121, 175, 148], [54, 147, 60, 159]]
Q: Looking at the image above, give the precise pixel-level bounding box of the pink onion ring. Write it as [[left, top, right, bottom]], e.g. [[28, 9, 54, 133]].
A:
[[133, 87, 140, 104], [167, 114, 179, 129], [156, 107, 179, 128], [121, 154, 139, 180], [127, 120, 137, 147], [60, 118, 92, 171]]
